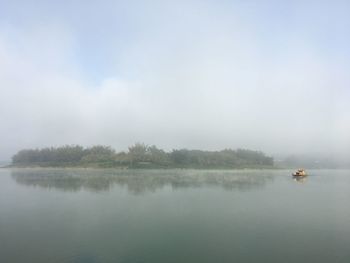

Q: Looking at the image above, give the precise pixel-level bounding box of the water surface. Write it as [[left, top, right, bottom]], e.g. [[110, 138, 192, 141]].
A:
[[1, 169, 349, 262]]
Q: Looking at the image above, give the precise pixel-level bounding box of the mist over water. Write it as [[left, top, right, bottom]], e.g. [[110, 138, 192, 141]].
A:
[[1, 1, 349, 262], [10, 168, 275, 193], [1, 168, 350, 263]]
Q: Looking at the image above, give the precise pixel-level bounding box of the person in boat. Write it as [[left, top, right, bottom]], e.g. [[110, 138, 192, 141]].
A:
[[294, 168, 306, 176]]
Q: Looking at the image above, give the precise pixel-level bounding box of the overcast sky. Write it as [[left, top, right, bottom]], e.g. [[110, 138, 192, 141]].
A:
[[0, 0, 349, 160]]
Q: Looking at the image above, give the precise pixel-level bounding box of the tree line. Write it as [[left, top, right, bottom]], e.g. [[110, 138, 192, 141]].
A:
[[11, 143, 274, 168]]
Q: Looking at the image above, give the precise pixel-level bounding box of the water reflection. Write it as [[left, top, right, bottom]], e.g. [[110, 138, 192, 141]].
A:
[[293, 176, 307, 184], [11, 169, 274, 194]]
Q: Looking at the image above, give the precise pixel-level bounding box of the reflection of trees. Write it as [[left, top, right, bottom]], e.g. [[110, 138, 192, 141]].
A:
[[11, 169, 274, 194]]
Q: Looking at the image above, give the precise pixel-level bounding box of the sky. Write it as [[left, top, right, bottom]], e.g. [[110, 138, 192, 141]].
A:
[[0, 0, 350, 160]]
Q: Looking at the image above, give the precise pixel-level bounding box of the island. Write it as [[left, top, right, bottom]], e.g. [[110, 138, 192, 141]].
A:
[[10, 143, 274, 169]]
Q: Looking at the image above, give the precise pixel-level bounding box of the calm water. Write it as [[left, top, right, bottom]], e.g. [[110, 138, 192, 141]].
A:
[[1, 169, 349, 263]]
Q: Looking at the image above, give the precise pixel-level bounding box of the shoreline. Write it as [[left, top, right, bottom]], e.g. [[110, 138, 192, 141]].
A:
[[3, 166, 349, 170], [3, 165, 278, 170]]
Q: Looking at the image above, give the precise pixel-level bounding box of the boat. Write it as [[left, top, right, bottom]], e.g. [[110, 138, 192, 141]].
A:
[[292, 169, 307, 177]]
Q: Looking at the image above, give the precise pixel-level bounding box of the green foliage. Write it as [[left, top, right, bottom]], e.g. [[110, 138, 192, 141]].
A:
[[169, 148, 273, 168], [12, 144, 274, 168], [128, 143, 149, 163], [81, 146, 115, 164], [12, 145, 114, 167]]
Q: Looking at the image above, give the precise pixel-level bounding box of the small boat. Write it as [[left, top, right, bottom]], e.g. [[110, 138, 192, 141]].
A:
[[292, 168, 307, 177]]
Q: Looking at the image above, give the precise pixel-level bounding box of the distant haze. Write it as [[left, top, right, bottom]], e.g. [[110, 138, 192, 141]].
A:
[[1, 0, 350, 161]]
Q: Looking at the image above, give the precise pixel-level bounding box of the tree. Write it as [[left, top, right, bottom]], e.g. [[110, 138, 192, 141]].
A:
[[128, 143, 148, 165]]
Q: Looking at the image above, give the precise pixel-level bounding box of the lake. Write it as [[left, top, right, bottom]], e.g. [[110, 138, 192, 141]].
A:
[[1, 169, 349, 263]]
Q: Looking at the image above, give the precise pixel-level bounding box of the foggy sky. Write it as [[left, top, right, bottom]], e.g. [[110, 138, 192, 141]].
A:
[[1, 0, 350, 160]]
